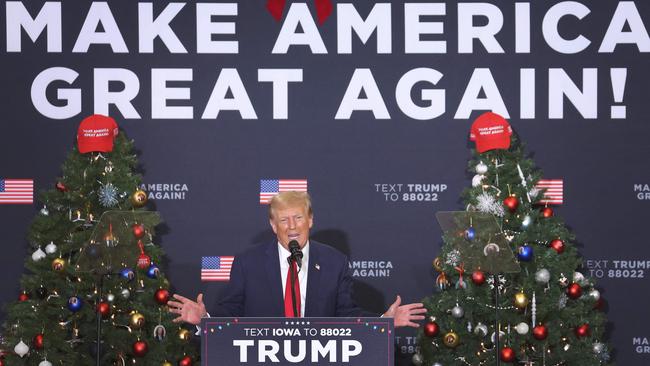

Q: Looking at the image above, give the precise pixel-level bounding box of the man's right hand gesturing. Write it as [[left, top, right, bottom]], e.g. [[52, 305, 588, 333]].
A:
[[168, 293, 207, 325]]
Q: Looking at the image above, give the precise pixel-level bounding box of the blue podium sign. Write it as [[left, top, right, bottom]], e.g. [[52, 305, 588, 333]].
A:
[[201, 317, 394, 365]]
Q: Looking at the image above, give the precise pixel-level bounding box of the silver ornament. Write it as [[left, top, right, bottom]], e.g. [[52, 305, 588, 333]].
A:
[[45, 241, 57, 255], [490, 331, 505, 343], [472, 174, 485, 187], [535, 268, 550, 284], [573, 272, 586, 285], [106, 293, 115, 302], [411, 353, 423, 365], [98, 182, 119, 207], [474, 322, 488, 337], [521, 215, 532, 228], [476, 192, 505, 217], [32, 247, 47, 261], [451, 305, 464, 318], [589, 289, 601, 301], [40, 206, 49, 216], [39, 360, 53, 366], [592, 342, 605, 354], [105, 161, 114, 173], [433, 363, 443, 366], [475, 162, 488, 174], [14, 339, 29, 357], [120, 288, 130, 299], [515, 322, 529, 335]]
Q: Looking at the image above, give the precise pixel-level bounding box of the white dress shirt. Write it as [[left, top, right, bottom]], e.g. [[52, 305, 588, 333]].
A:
[[278, 241, 309, 317]]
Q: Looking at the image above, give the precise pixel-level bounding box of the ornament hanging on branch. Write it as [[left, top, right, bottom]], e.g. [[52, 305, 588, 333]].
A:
[[575, 324, 590, 337], [500, 346, 515, 362], [154, 289, 170, 305], [98, 182, 119, 207], [132, 223, 145, 239], [517, 245, 533, 262], [131, 189, 148, 208], [136, 240, 151, 269], [503, 195, 519, 213], [476, 192, 505, 217], [67, 296, 83, 312], [132, 340, 148, 357], [471, 269, 486, 285], [130, 312, 145, 329], [532, 324, 548, 340], [32, 247, 47, 262], [55, 181, 68, 192], [52, 258, 66, 272], [567, 283, 583, 299], [14, 340, 29, 358], [178, 356, 193, 366], [513, 291, 529, 309], [540, 206, 554, 218], [443, 331, 460, 348], [424, 319, 440, 337], [18, 292, 30, 302], [147, 264, 160, 279], [97, 302, 110, 318], [550, 239, 565, 254], [32, 333, 44, 350], [44, 241, 57, 255]]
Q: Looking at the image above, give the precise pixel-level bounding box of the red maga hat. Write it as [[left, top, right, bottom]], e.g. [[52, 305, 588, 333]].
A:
[[77, 114, 119, 154], [469, 112, 512, 153]]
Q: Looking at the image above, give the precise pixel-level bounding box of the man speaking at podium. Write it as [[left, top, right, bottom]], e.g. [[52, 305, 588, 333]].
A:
[[169, 191, 426, 328]]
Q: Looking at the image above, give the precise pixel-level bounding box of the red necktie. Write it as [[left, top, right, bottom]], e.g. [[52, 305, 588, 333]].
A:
[[284, 259, 301, 317]]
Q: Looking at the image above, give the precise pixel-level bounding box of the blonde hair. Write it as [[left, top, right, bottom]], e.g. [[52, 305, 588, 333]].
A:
[[269, 191, 312, 219]]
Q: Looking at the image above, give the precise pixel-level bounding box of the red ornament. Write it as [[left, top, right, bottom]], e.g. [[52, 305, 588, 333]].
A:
[[532, 324, 548, 340], [132, 223, 145, 239], [575, 323, 590, 337], [500, 347, 516, 362], [503, 195, 519, 212], [567, 283, 582, 299], [33, 333, 44, 350], [471, 270, 486, 285], [55, 181, 67, 192], [423, 321, 440, 337], [541, 207, 554, 218], [550, 239, 565, 254], [136, 240, 151, 269], [132, 340, 148, 357], [178, 356, 193, 366], [155, 289, 170, 305], [18, 292, 30, 302], [97, 302, 110, 318], [0, 358, 4, 366]]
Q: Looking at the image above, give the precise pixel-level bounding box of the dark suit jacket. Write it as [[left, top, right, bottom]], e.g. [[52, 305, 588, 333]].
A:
[[212, 241, 372, 317]]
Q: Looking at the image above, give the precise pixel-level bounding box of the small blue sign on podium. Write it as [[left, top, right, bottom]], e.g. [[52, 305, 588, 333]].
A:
[[201, 317, 394, 366]]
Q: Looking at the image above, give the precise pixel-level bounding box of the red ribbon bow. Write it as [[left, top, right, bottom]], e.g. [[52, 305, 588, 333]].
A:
[[266, 0, 333, 25]]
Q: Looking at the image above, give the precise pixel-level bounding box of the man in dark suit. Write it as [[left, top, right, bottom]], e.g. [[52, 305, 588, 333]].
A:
[[169, 192, 425, 328]]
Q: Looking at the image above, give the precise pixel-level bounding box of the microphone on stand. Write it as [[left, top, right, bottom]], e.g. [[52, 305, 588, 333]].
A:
[[288, 240, 303, 269]]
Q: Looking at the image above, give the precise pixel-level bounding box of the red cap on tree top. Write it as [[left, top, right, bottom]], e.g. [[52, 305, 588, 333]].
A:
[[77, 114, 119, 154], [469, 112, 512, 153]]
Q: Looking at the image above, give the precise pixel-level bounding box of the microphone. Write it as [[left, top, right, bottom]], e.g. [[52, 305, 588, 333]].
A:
[[288, 240, 303, 269]]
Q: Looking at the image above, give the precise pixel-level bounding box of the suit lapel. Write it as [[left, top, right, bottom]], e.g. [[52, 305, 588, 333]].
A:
[[264, 242, 284, 316], [304, 242, 321, 317]]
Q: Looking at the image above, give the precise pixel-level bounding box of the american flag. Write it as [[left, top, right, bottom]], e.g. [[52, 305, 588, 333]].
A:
[[259, 179, 308, 204], [535, 179, 563, 205], [201, 256, 234, 282], [0, 179, 33, 204]]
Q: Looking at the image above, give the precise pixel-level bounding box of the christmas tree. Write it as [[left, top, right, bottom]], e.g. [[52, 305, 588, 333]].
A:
[[415, 112, 611, 366], [0, 116, 198, 365]]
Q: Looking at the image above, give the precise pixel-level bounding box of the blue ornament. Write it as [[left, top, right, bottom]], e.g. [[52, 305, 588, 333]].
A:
[[120, 268, 135, 281], [67, 296, 83, 312], [146, 264, 160, 279], [464, 227, 476, 241], [517, 245, 534, 262]]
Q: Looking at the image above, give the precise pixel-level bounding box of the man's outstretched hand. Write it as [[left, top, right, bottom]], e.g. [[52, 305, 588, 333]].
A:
[[383, 295, 427, 328], [168, 293, 207, 325]]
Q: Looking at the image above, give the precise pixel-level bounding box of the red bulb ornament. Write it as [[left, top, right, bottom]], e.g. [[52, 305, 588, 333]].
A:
[[471, 270, 486, 285], [575, 323, 590, 337], [503, 195, 519, 212], [97, 302, 110, 318], [155, 288, 171, 305], [132, 340, 148, 357], [33, 333, 44, 350], [423, 321, 440, 337], [55, 181, 67, 192], [532, 324, 548, 340], [567, 283, 582, 299], [178, 356, 193, 366], [541, 207, 554, 218], [550, 239, 565, 254], [132, 223, 145, 239], [500, 347, 516, 362], [18, 292, 29, 302]]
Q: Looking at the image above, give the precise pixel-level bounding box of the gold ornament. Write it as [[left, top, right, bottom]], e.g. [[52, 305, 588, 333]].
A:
[[443, 331, 460, 348], [131, 189, 148, 207], [162, 362, 173, 366], [514, 291, 529, 309], [178, 328, 191, 342], [433, 257, 443, 272], [130, 312, 145, 329], [52, 257, 66, 272]]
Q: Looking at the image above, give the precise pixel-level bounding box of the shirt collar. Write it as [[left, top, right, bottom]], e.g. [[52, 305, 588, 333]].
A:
[[278, 241, 310, 267]]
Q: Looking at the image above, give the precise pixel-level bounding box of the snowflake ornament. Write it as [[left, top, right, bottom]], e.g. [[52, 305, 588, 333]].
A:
[[98, 182, 119, 207], [445, 249, 461, 266], [475, 192, 505, 217]]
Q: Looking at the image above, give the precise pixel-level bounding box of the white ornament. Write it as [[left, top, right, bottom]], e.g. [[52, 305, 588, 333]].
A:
[[532, 292, 537, 326], [589, 289, 601, 301], [411, 353, 423, 366], [491, 330, 505, 343], [475, 162, 488, 174], [474, 322, 488, 336], [515, 322, 529, 335], [521, 215, 532, 228], [472, 174, 485, 187], [476, 192, 505, 217], [39, 360, 53, 366], [32, 247, 47, 261], [535, 269, 550, 284], [451, 304, 464, 318], [14, 340, 29, 357], [45, 241, 57, 255]]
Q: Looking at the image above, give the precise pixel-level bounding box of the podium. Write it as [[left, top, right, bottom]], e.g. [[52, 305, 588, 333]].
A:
[[201, 317, 394, 365]]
